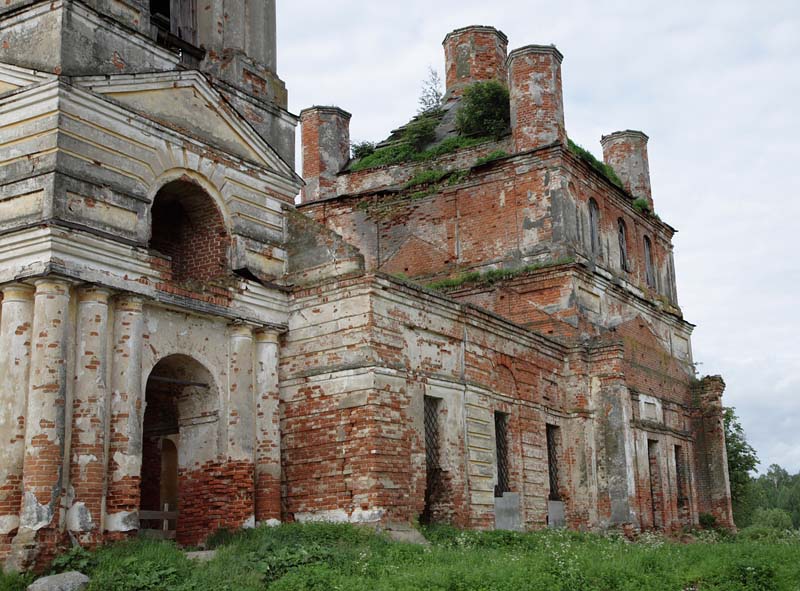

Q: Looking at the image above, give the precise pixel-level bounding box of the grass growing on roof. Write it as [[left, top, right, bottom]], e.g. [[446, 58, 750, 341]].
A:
[[349, 135, 494, 172], [426, 258, 575, 291], [568, 138, 624, 189]]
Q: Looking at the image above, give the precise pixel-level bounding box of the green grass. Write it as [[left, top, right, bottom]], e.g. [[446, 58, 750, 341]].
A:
[[350, 136, 493, 172], [568, 138, 624, 189], [475, 150, 510, 167], [5, 523, 800, 591], [426, 258, 575, 291]]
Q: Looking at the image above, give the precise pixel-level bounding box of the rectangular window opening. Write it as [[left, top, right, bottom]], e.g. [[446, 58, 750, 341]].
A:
[[675, 445, 688, 509], [422, 396, 442, 524], [494, 412, 510, 498], [546, 424, 561, 501]]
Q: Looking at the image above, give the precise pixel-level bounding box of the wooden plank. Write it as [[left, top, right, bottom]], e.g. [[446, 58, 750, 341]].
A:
[[139, 510, 179, 520]]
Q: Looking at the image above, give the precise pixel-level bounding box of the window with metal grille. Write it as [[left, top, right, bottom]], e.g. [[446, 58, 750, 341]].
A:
[[675, 445, 688, 508], [422, 396, 442, 524], [546, 424, 561, 501], [494, 412, 510, 497], [424, 396, 441, 471]]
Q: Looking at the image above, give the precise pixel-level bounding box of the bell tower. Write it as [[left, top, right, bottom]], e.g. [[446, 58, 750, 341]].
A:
[[0, 0, 301, 570]]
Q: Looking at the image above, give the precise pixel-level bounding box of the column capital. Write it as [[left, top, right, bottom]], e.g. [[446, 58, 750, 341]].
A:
[[77, 286, 114, 305], [114, 294, 145, 312], [32, 277, 72, 295], [230, 323, 255, 339], [1, 283, 35, 301], [254, 329, 280, 344]]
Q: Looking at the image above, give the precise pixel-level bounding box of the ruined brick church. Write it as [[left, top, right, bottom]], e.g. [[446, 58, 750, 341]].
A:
[[0, 0, 732, 570]]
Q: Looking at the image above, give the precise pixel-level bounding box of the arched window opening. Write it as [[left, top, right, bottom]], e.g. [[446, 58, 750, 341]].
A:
[[644, 236, 656, 288], [588, 199, 600, 256], [618, 219, 629, 272], [150, 179, 229, 283], [140, 355, 220, 545]]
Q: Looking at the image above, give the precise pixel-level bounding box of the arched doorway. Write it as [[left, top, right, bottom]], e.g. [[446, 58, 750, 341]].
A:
[[139, 355, 219, 542], [149, 178, 230, 283]]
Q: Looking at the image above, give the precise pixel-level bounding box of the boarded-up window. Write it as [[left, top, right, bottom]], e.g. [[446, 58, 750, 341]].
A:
[[494, 412, 510, 497], [546, 424, 561, 501], [150, 0, 196, 44]]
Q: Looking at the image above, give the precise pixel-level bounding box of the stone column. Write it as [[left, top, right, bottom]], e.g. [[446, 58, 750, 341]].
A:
[[225, 324, 256, 527], [66, 287, 112, 544], [7, 279, 71, 570], [104, 296, 145, 536], [0, 284, 35, 546], [228, 325, 256, 462], [254, 329, 280, 524]]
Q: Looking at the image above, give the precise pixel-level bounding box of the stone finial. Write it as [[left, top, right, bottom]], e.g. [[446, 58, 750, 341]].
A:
[[507, 45, 566, 153], [601, 130, 653, 208], [300, 106, 352, 204], [442, 25, 508, 100]]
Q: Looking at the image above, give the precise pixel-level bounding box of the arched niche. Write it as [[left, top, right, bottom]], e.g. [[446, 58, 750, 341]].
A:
[[149, 178, 230, 283]]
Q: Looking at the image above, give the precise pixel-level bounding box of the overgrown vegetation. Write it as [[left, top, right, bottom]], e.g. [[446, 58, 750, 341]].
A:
[[350, 79, 510, 173], [567, 138, 624, 189], [475, 150, 510, 167], [349, 135, 491, 172], [7, 523, 800, 591], [426, 258, 575, 291], [455, 80, 510, 139], [417, 67, 443, 114], [350, 140, 376, 160]]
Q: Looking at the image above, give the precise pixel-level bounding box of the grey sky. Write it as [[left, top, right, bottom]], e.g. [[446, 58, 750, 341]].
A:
[[277, 1, 800, 472]]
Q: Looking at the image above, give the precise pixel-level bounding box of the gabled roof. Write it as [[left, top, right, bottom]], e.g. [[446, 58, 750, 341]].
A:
[[0, 63, 55, 95], [73, 70, 301, 185]]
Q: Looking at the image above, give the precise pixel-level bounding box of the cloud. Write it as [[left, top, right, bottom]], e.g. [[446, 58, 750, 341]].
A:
[[277, 0, 800, 472]]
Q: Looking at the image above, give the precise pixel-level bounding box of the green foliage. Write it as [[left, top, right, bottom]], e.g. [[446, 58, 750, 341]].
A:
[[0, 572, 33, 591], [632, 197, 651, 214], [349, 134, 492, 172], [752, 508, 794, 530], [403, 116, 438, 151], [40, 523, 800, 591], [723, 407, 760, 524], [417, 67, 443, 114], [350, 141, 376, 160], [700, 512, 718, 529], [475, 150, 509, 167], [404, 168, 448, 189], [50, 544, 96, 574], [455, 80, 511, 139], [567, 139, 624, 189], [427, 258, 574, 291]]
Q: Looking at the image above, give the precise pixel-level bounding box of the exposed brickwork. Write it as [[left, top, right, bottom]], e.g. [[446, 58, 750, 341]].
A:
[[293, 26, 732, 536], [178, 460, 255, 546], [443, 26, 508, 99]]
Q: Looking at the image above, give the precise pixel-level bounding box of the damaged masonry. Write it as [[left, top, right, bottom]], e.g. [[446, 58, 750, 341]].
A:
[[0, 1, 732, 572]]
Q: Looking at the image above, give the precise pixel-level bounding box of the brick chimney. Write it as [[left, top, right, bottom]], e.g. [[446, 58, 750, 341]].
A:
[[300, 106, 351, 203], [443, 26, 508, 100], [507, 45, 566, 153], [601, 130, 653, 209]]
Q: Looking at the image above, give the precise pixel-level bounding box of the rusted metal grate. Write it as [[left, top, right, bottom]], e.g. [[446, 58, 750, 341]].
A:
[[494, 412, 510, 497], [424, 396, 441, 471], [422, 396, 442, 524], [546, 424, 561, 501]]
